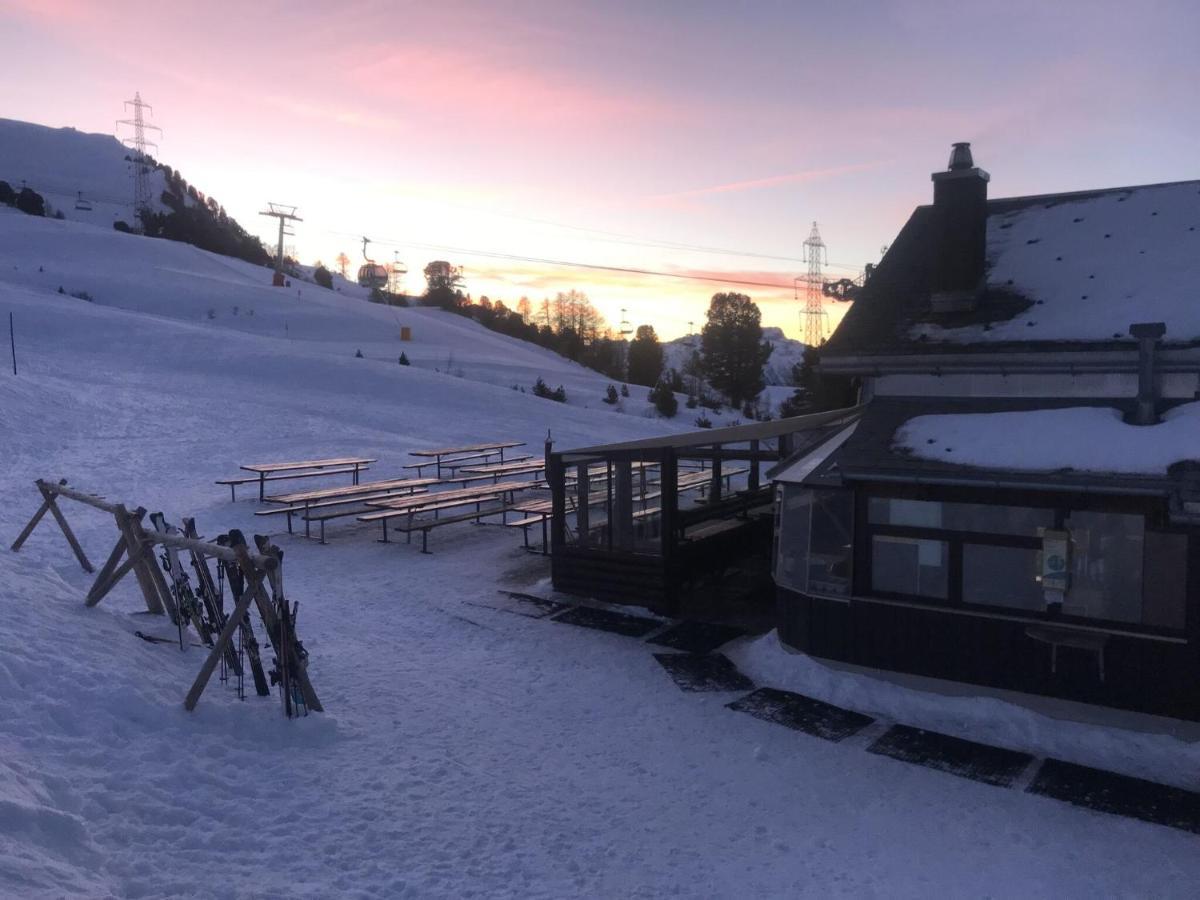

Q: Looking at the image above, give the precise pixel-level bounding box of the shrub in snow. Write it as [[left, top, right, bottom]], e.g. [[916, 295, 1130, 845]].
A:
[[113, 221, 132, 233], [603, 384, 619, 405], [355, 349, 364, 358], [15, 187, 45, 217], [0, 180, 13, 205], [398, 352, 410, 365], [620, 383, 630, 398], [648, 380, 678, 418], [70, 290, 93, 302], [206, 308, 216, 320], [532, 377, 567, 402], [694, 414, 713, 428], [686, 395, 698, 409], [313, 265, 334, 289]]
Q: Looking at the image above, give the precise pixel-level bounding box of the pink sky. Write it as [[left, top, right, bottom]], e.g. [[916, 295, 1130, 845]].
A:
[[1, 0, 1197, 339]]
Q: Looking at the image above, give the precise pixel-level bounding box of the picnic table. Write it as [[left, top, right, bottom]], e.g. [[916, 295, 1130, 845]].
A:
[[221, 456, 376, 502], [408, 441, 525, 478], [359, 479, 538, 550], [255, 476, 439, 540]]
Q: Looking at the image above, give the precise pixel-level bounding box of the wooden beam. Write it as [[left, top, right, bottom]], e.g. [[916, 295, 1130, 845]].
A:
[[85, 534, 133, 606], [109, 505, 166, 616], [10, 485, 55, 552], [749, 439, 761, 492], [38, 482, 93, 573], [127, 512, 178, 622], [184, 571, 257, 711]]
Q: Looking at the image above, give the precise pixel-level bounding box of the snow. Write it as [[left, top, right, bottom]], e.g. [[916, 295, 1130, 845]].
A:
[[3, 133, 1200, 896], [664, 326, 806, 388], [729, 632, 1200, 791], [895, 402, 1200, 475], [913, 181, 1200, 343], [0, 118, 170, 227]]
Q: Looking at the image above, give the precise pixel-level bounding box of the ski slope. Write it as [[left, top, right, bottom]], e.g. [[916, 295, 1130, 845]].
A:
[[2, 181, 1199, 897]]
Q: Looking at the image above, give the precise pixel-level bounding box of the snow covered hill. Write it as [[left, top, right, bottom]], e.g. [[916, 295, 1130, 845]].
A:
[[664, 326, 806, 387], [0, 118, 169, 229]]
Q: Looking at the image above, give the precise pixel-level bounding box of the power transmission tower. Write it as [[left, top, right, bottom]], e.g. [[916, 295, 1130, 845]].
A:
[[802, 221, 828, 347], [619, 308, 633, 338], [116, 92, 161, 230], [259, 203, 302, 286]]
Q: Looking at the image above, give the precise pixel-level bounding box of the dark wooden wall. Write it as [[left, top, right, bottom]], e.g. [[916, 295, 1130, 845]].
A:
[[778, 588, 1200, 721]]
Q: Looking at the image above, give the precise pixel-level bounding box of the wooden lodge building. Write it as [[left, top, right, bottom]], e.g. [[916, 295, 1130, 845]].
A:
[[551, 142, 1200, 721], [771, 143, 1200, 720]]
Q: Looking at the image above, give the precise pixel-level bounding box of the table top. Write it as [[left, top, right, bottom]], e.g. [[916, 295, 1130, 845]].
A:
[[409, 441, 525, 458], [365, 480, 537, 510], [265, 477, 439, 504], [241, 457, 376, 474]]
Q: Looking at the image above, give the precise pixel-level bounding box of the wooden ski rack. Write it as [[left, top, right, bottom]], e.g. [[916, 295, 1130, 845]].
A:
[[10, 478, 323, 715]]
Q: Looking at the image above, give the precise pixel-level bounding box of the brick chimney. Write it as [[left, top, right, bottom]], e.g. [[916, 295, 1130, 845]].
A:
[[930, 142, 990, 313]]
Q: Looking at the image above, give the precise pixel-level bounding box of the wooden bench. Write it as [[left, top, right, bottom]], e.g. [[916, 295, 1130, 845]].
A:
[[216, 465, 371, 502], [255, 486, 431, 541], [403, 451, 499, 476], [360, 496, 518, 552], [359, 480, 536, 550]]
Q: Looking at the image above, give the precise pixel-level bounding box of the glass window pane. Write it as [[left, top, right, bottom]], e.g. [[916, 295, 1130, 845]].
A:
[[808, 491, 853, 597], [869, 498, 943, 528], [963, 544, 1044, 611], [1065, 511, 1143, 623], [1142, 532, 1187, 630], [871, 535, 948, 599], [942, 504, 1055, 536], [869, 497, 1052, 536], [775, 487, 812, 592]]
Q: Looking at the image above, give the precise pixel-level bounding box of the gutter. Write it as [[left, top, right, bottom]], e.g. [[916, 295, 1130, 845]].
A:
[[819, 347, 1200, 377], [839, 467, 1171, 497]]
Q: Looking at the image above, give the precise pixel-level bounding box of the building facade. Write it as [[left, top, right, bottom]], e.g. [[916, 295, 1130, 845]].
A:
[[771, 145, 1200, 720]]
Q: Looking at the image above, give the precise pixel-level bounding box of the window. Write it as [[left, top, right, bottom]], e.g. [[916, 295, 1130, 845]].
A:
[[1064, 511, 1143, 624], [869, 498, 1053, 536], [774, 487, 852, 597], [962, 544, 1042, 611], [864, 493, 1188, 633], [871, 535, 949, 599]]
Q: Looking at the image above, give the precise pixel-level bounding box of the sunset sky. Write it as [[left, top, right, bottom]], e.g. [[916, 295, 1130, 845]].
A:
[[2, 0, 1198, 339]]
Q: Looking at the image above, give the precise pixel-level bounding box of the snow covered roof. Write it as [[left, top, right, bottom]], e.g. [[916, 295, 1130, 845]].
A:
[[825, 179, 1200, 356], [894, 402, 1200, 476]]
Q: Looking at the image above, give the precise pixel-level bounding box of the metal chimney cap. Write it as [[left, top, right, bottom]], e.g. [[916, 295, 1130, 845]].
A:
[[948, 142, 975, 170], [1130, 321, 1166, 340]]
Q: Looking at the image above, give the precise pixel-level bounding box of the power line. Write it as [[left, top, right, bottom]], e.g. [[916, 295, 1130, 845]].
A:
[[327, 231, 822, 292]]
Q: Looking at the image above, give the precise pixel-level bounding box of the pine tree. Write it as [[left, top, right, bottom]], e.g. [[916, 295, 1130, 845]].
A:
[[700, 293, 772, 409]]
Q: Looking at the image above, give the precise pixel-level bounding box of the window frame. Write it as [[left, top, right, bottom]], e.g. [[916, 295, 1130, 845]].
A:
[[853, 486, 1190, 638]]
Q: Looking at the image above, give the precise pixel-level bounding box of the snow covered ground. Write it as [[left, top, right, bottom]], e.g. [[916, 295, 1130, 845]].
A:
[[3, 205, 1200, 897]]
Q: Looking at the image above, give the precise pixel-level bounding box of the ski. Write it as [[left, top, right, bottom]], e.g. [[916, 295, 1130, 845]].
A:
[[149, 512, 213, 650], [217, 530, 271, 697], [254, 534, 309, 718], [181, 517, 242, 679]]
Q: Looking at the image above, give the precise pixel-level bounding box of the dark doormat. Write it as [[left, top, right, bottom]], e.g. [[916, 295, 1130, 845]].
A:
[[727, 687, 875, 742], [648, 621, 747, 654], [653, 653, 756, 693], [551, 605, 663, 638], [1026, 758, 1200, 834], [867, 724, 1034, 788]]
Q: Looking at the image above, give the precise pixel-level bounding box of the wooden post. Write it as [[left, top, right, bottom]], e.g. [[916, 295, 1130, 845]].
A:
[[10, 484, 56, 552], [130, 513, 179, 622], [613, 460, 633, 552], [660, 448, 678, 556], [40, 480, 93, 572], [549, 453, 565, 554], [575, 463, 590, 545], [110, 505, 169, 617], [87, 507, 149, 607], [749, 439, 761, 492], [709, 453, 723, 503]]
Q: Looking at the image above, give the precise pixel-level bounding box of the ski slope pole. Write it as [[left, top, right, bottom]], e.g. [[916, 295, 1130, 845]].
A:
[[8, 311, 14, 375]]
